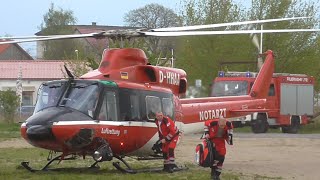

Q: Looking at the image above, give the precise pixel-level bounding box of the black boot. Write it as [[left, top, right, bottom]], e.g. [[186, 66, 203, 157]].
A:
[[173, 164, 179, 169], [213, 175, 220, 180], [163, 164, 173, 173], [213, 170, 221, 180], [163, 164, 168, 171], [211, 168, 215, 180], [164, 164, 174, 173]]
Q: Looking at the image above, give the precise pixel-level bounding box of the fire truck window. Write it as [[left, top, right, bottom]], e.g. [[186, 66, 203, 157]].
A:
[[146, 96, 161, 121], [162, 98, 173, 119], [211, 81, 248, 96], [268, 84, 275, 96]]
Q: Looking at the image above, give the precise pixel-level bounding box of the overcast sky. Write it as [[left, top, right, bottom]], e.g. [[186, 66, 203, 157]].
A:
[[0, 0, 180, 57]]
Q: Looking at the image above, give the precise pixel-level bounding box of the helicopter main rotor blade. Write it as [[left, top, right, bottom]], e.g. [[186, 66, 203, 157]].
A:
[[143, 29, 320, 37], [0, 32, 106, 45], [151, 17, 310, 32], [0, 35, 55, 40], [1, 28, 319, 45]]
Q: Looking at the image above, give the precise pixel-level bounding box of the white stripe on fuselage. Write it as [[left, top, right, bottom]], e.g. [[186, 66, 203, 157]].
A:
[[52, 120, 204, 134], [130, 121, 204, 156], [50, 120, 204, 156], [53, 121, 158, 127]]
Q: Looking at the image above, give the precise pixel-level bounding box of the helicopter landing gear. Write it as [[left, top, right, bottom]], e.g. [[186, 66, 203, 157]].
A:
[[21, 154, 77, 172], [112, 155, 136, 174], [112, 154, 189, 174]]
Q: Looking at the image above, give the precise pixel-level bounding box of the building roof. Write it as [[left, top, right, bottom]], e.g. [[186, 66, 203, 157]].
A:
[[0, 40, 34, 60], [0, 44, 10, 54], [0, 60, 66, 80]]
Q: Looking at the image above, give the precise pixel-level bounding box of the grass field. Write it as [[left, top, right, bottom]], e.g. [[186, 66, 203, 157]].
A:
[[0, 147, 281, 180], [0, 119, 318, 179], [0, 122, 21, 141]]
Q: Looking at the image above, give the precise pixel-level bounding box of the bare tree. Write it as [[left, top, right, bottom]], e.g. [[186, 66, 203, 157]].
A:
[[124, 3, 182, 64]]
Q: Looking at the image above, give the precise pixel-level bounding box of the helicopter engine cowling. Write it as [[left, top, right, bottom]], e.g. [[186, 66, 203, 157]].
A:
[[98, 48, 149, 74]]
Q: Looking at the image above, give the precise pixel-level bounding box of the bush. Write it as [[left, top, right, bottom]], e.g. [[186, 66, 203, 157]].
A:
[[0, 89, 20, 124]]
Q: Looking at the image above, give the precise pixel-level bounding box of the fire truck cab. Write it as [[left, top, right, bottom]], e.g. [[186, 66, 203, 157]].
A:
[[211, 71, 315, 133]]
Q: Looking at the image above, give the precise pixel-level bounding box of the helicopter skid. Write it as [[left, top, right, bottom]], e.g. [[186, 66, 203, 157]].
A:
[[21, 160, 101, 173], [113, 162, 188, 174], [112, 155, 188, 174]]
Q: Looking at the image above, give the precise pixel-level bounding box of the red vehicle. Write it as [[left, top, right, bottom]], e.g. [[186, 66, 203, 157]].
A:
[[0, 17, 312, 173], [211, 71, 315, 133]]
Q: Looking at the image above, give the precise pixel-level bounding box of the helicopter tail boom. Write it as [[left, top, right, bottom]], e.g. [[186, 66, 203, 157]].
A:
[[249, 50, 274, 99]]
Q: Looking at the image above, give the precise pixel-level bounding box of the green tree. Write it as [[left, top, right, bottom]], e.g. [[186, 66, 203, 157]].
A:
[[176, 0, 320, 95], [40, 3, 78, 60], [176, 0, 253, 95], [124, 3, 182, 65], [248, 0, 320, 90], [0, 90, 20, 124]]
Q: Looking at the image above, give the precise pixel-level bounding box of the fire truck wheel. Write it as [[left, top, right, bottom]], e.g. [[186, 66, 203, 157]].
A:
[[281, 116, 300, 134], [251, 113, 269, 133]]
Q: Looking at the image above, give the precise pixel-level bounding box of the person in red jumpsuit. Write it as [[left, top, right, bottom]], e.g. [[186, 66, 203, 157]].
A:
[[204, 117, 233, 180], [155, 111, 180, 172]]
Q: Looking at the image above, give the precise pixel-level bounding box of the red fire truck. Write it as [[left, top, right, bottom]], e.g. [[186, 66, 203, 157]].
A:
[[210, 71, 315, 133]]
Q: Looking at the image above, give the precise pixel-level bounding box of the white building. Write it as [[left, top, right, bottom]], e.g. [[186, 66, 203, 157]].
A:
[[0, 60, 66, 106]]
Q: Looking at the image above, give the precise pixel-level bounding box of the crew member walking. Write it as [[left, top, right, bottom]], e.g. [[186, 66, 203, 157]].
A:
[[204, 117, 233, 180]]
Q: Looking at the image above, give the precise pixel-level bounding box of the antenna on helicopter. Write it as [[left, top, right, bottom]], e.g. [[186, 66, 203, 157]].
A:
[[64, 65, 74, 79]]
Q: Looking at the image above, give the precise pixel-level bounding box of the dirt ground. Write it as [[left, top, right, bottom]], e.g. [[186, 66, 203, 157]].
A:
[[1, 133, 320, 180], [175, 133, 320, 180]]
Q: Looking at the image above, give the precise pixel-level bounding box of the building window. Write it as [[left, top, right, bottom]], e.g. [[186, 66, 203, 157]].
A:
[[22, 91, 33, 106]]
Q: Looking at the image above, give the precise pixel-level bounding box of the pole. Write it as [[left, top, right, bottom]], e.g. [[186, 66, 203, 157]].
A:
[[257, 24, 264, 70], [16, 65, 23, 118]]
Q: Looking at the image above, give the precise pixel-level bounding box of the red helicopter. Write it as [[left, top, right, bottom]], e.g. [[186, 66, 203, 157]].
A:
[[0, 17, 318, 173]]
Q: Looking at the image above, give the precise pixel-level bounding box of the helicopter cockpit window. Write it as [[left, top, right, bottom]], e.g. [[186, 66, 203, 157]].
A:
[[34, 82, 65, 113], [146, 96, 161, 121], [99, 91, 118, 121], [162, 98, 173, 119], [211, 81, 248, 97], [60, 82, 100, 118]]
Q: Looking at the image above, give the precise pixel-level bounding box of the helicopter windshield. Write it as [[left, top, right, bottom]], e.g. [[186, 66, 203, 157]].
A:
[[34, 81, 66, 113], [60, 81, 100, 117], [34, 80, 175, 121], [211, 81, 248, 97]]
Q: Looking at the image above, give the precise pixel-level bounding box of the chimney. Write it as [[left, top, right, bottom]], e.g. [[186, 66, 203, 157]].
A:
[[92, 22, 97, 26]]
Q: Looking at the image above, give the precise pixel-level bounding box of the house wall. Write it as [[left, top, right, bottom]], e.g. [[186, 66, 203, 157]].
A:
[[0, 79, 45, 106], [0, 46, 33, 60], [36, 41, 44, 59]]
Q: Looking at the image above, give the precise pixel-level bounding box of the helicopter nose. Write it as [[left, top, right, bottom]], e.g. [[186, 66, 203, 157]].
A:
[[26, 124, 55, 141]]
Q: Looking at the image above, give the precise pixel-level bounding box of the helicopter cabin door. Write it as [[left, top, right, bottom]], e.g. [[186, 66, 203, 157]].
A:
[[97, 90, 123, 154], [117, 88, 145, 155], [139, 91, 175, 156]]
